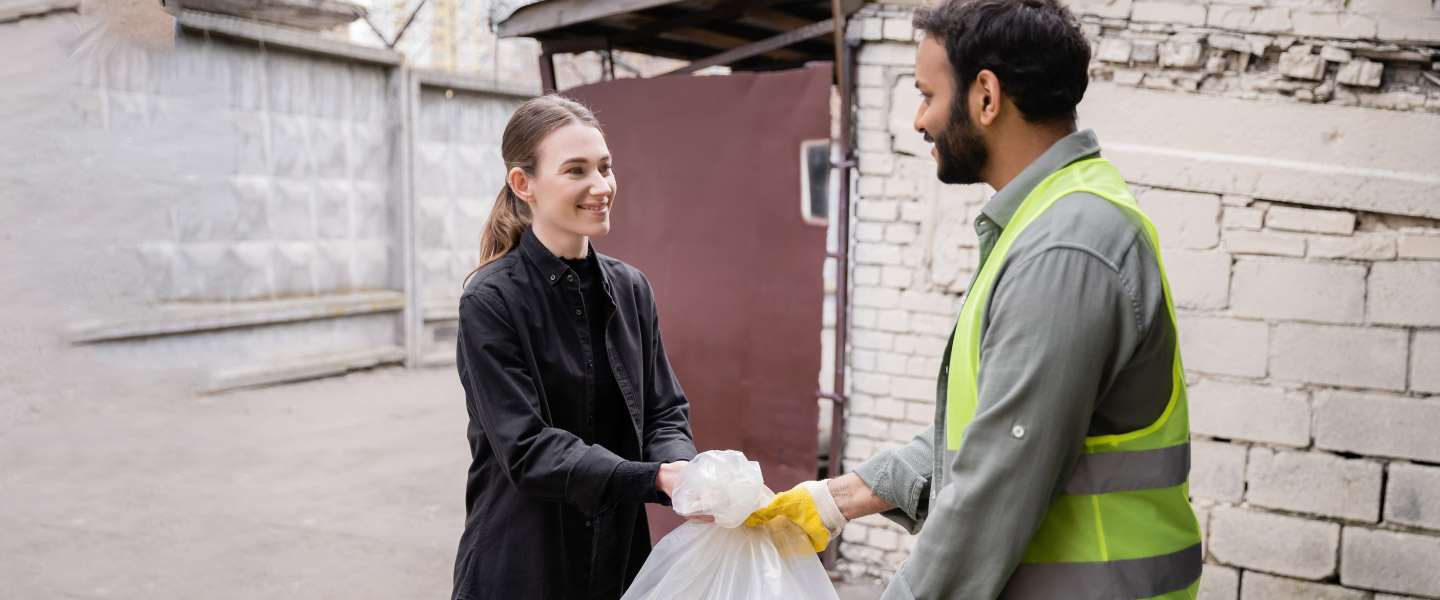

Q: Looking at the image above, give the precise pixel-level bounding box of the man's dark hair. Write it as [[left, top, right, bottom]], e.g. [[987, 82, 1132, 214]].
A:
[[913, 0, 1091, 123]]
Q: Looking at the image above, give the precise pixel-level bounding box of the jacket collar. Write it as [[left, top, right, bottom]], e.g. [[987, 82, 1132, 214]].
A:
[[518, 226, 614, 291], [980, 129, 1103, 229]]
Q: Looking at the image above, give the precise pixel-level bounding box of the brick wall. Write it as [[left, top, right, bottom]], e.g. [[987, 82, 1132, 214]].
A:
[[838, 4, 1440, 598]]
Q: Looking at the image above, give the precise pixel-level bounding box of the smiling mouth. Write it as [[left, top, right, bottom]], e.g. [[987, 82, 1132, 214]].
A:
[[579, 202, 609, 213]]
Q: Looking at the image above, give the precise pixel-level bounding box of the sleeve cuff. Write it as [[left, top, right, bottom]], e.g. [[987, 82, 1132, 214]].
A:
[[567, 443, 627, 517], [854, 450, 928, 516], [646, 441, 697, 465], [604, 460, 663, 505]]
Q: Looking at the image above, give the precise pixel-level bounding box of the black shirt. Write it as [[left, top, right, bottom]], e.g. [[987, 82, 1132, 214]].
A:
[[559, 250, 662, 597]]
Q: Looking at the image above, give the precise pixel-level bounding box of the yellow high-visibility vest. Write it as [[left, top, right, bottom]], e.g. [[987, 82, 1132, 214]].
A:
[[946, 157, 1203, 600]]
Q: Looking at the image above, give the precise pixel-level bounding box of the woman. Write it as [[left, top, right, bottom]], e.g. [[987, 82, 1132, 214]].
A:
[[451, 94, 697, 600]]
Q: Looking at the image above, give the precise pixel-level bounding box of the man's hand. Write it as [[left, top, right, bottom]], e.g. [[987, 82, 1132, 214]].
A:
[[744, 481, 848, 552]]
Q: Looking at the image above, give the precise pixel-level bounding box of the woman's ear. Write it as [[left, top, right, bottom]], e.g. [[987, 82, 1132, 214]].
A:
[[508, 167, 534, 203]]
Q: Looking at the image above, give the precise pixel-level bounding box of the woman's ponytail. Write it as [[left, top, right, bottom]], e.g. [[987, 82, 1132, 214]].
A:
[[468, 183, 532, 282]]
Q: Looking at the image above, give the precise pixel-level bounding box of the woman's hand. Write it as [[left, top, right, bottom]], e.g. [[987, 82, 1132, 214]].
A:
[[657, 461, 715, 521], [655, 460, 688, 497]]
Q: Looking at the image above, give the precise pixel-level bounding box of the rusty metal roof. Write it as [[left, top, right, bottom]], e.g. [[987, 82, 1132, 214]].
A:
[[496, 0, 861, 73]]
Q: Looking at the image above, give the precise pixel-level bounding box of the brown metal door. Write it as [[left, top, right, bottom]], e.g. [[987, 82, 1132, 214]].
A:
[[567, 64, 832, 542]]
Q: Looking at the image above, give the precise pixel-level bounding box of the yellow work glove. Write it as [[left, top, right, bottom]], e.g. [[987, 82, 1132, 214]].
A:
[[744, 480, 848, 553]]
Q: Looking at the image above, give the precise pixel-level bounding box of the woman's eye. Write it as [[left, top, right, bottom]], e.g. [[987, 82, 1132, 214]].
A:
[[568, 167, 583, 175], [600, 165, 612, 173]]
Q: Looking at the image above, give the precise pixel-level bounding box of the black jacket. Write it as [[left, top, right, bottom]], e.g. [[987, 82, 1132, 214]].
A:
[[452, 228, 697, 600]]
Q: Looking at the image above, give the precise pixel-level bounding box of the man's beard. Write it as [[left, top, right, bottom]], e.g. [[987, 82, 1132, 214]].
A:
[[933, 93, 989, 185]]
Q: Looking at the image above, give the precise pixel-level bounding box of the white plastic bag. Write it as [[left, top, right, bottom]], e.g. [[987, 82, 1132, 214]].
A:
[[621, 450, 840, 600]]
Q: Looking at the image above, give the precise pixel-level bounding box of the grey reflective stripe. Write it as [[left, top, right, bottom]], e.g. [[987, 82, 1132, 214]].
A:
[[1063, 442, 1190, 495], [1001, 543, 1202, 600]]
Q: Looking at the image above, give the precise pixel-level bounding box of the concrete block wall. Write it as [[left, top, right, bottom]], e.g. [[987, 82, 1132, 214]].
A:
[[413, 85, 526, 361], [3, 10, 537, 389], [413, 88, 522, 305], [838, 4, 1440, 597], [70, 37, 399, 303]]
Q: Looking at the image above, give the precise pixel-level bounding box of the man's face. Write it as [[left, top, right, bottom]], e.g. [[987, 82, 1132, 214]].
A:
[[914, 35, 989, 185]]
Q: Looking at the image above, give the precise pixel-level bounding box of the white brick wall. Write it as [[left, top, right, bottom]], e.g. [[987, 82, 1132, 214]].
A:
[[1264, 206, 1357, 235], [1398, 235, 1440, 259], [1308, 234, 1397, 260], [836, 4, 1440, 592], [1368, 261, 1440, 327], [1137, 188, 1222, 250], [1229, 258, 1365, 324], [1241, 572, 1368, 600], [1244, 448, 1382, 522], [1385, 462, 1440, 531], [1189, 380, 1310, 447], [1270, 323, 1408, 391], [1208, 507, 1340, 580], [1223, 230, 1307, 257], [1199, 564, 1239, 600], [1177, 316, 1269, 378], [1190, 439, 1247, 502], [1314, 391, 1440, 463], [1411, 331, 1440, 394], [1165, 251, 1231, 310], [1340, 528, 1440, 597]]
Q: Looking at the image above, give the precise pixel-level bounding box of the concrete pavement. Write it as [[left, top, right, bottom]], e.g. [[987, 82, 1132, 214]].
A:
[[1, 366, 883, 599], [3, 367, 469, 599]]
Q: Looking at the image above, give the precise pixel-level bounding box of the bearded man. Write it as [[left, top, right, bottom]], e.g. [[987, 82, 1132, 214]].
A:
[[746, 0, 1205, 598]]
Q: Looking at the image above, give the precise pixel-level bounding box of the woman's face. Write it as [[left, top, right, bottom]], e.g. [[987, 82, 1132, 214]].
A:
[[518, 121, 616, 242]]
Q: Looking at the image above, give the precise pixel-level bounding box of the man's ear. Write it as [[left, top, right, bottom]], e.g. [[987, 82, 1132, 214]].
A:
[[974, 70, 1002, 127], [508, 167, 534, 203]]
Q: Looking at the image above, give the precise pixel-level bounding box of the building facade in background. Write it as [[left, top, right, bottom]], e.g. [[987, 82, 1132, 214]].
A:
[[341, 0, 536, 79], [338, 0, 682, 89], [835, 2, 1440, 598]]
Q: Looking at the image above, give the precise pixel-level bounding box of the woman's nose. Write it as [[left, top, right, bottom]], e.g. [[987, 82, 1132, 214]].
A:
[[588, 175, 610, 196]]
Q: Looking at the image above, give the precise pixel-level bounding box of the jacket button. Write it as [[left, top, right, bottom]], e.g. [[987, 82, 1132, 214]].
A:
[[575, 309, 583, 316], [1012, 425, 1026, 438], [585, 521, 591, 527], [549, 274, 556, 281], [567, 275, 574, 282]]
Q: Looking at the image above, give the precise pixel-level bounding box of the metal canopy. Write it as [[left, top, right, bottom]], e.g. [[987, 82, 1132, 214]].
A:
[[496, 0, 863, 88], [181, 0, 366, 31]]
